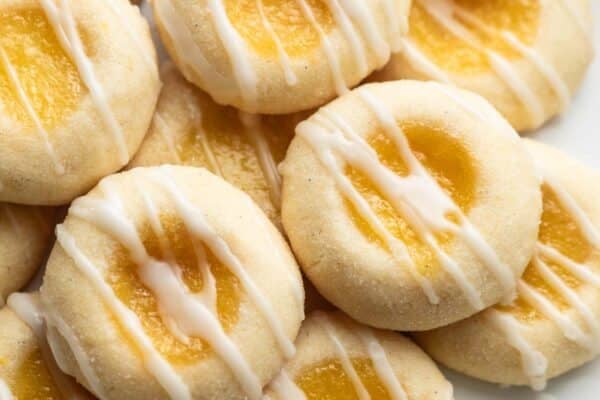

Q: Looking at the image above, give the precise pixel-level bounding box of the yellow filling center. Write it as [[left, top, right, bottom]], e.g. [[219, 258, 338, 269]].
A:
[[108, 213, 241, 365], [178, 94, 295, 223], [0, 8, 83, 129], [224, 0, 334, 58], [409, 0, 541, 74], [295, 358, 392, 400], [498, 185, 596, 321], [346, 121, 476, 277], [8, 349, 61, 400]]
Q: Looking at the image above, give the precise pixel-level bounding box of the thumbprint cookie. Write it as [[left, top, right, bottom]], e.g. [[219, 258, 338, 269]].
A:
[[281, 80, 542, 331], [152, 0, 411, 114], [0, 0, 160, 206], [263, 311, 454, 400], [377, 0, 594, 132], [41, 166, 304, 400], [0, 293, 94, 400], [130, 64, 306, 228], [415, 140, 600, 390], [0, 205, 55, 305]]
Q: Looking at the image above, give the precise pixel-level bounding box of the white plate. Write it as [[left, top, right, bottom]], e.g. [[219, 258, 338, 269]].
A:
[[140, 3, 599, 399]]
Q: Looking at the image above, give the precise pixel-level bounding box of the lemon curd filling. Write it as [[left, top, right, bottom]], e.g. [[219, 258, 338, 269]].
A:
[[296, 358, 392, 400], [178, 94, 295, 220], [107, 213, 241, 365], [0, 8, 83, 129], [346, 121, 477, 277], [410, 0, 541, 74], [224, 0, 334, 58], [8, 349, 61, 400], [498, 185, 594, 321]]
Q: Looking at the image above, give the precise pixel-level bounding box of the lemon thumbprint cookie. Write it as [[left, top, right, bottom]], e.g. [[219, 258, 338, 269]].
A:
[[0, 0, 160, 206], [0, 293, 94, 400], [152, 0, 411, 114], [415, 140, 600, 390], [263, 311, 454, 400], [0, 205, 55, 305], [281, 81, 542, 331], [130, 64, 306, 228], [377, 0, 594, 132], [40, 166, 304, 400]]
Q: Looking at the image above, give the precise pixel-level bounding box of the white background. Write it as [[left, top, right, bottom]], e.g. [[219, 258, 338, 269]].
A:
[[139, 3, 599, 399]]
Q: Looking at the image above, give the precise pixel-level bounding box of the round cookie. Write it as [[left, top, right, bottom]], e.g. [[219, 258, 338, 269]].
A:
[[0, 204, 55, 305], [264, 311, 454, 400], [41, 165, 305, 400], [0, 293, 93, 399], [130, 64, 306, 228], [0, 0, 160, 205], [281, 80, 542, 331], [152, 0, 411, 114], [415, 140, 600, 390], [376, 0, 593, 132]]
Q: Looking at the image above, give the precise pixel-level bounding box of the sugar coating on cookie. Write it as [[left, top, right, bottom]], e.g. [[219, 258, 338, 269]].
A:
[[130, 64, 306, 228], [0, 293, 93, 399], [416, 139, 600, 391], [153, 0, 411, 114], [0, 204, 55, 304], [0, 0, 160, 205], [264, 311, 453, 400], [41, 166, 304, 400], [282, 80, 542, 331], [377, 0, 593, 132]]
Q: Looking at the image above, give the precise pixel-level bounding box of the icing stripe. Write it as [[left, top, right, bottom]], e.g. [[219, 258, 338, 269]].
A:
[[355, 328, 408, 400], [399, 39, 452, 83], [239, 112, 283, 209], [536, 243, 600, 287], [0, 379, 12, 400], [39, 0, 129, 165], [487, 310, 549, 391], [380, 0, 404, 52], [296, 0, 348, 95], [55, 226, 191, 400], [558, 0, 589, 36], [153, 112, 182, 164], [206, 0, 258, 109], [187, 105, 224, 178], [256, 0, 297, 86], [267, 370, 307, 400], [7, 293, 93, 400], [0, 45, 63, 174], [317, 314, 371, 400]]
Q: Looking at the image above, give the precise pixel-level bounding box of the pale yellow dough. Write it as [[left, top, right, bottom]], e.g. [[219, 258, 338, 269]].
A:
[[264, 311, 454, 400], [130, 64, 306, 228], [41, 166, 305, 400], [281, 80, 542, 331], [415, 140, 600, 389], [0, 0, 160, 206], [377, 0, 593, 132], [152, 0, 411, 114], [0, 204, 55, 304]]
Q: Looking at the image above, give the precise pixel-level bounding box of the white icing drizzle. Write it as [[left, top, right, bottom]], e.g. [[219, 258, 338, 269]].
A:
[[380, 0, 405, 52], [6, 293, 93, 400], [56, 226, 192, 400], [557, 0, 590, 36], [355, 327, 408, 400], [153, 112, 182, 163], [317, 314, 371, 400], [256, 0, 297, 86], [267, 370, 307, 400], [71, 180, 263, 399], [296, 87, 515, 309], [239, 112, 283, 209], [206, 0, 258, 109], [39, 0, 129, 165], [487, 310, 549, 391], [0, 45, 63, 174], [186, 100, 224, 178], [399, 38, 452, 83], [0, 379, 12, 400], [492, 176, 600, 390]]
